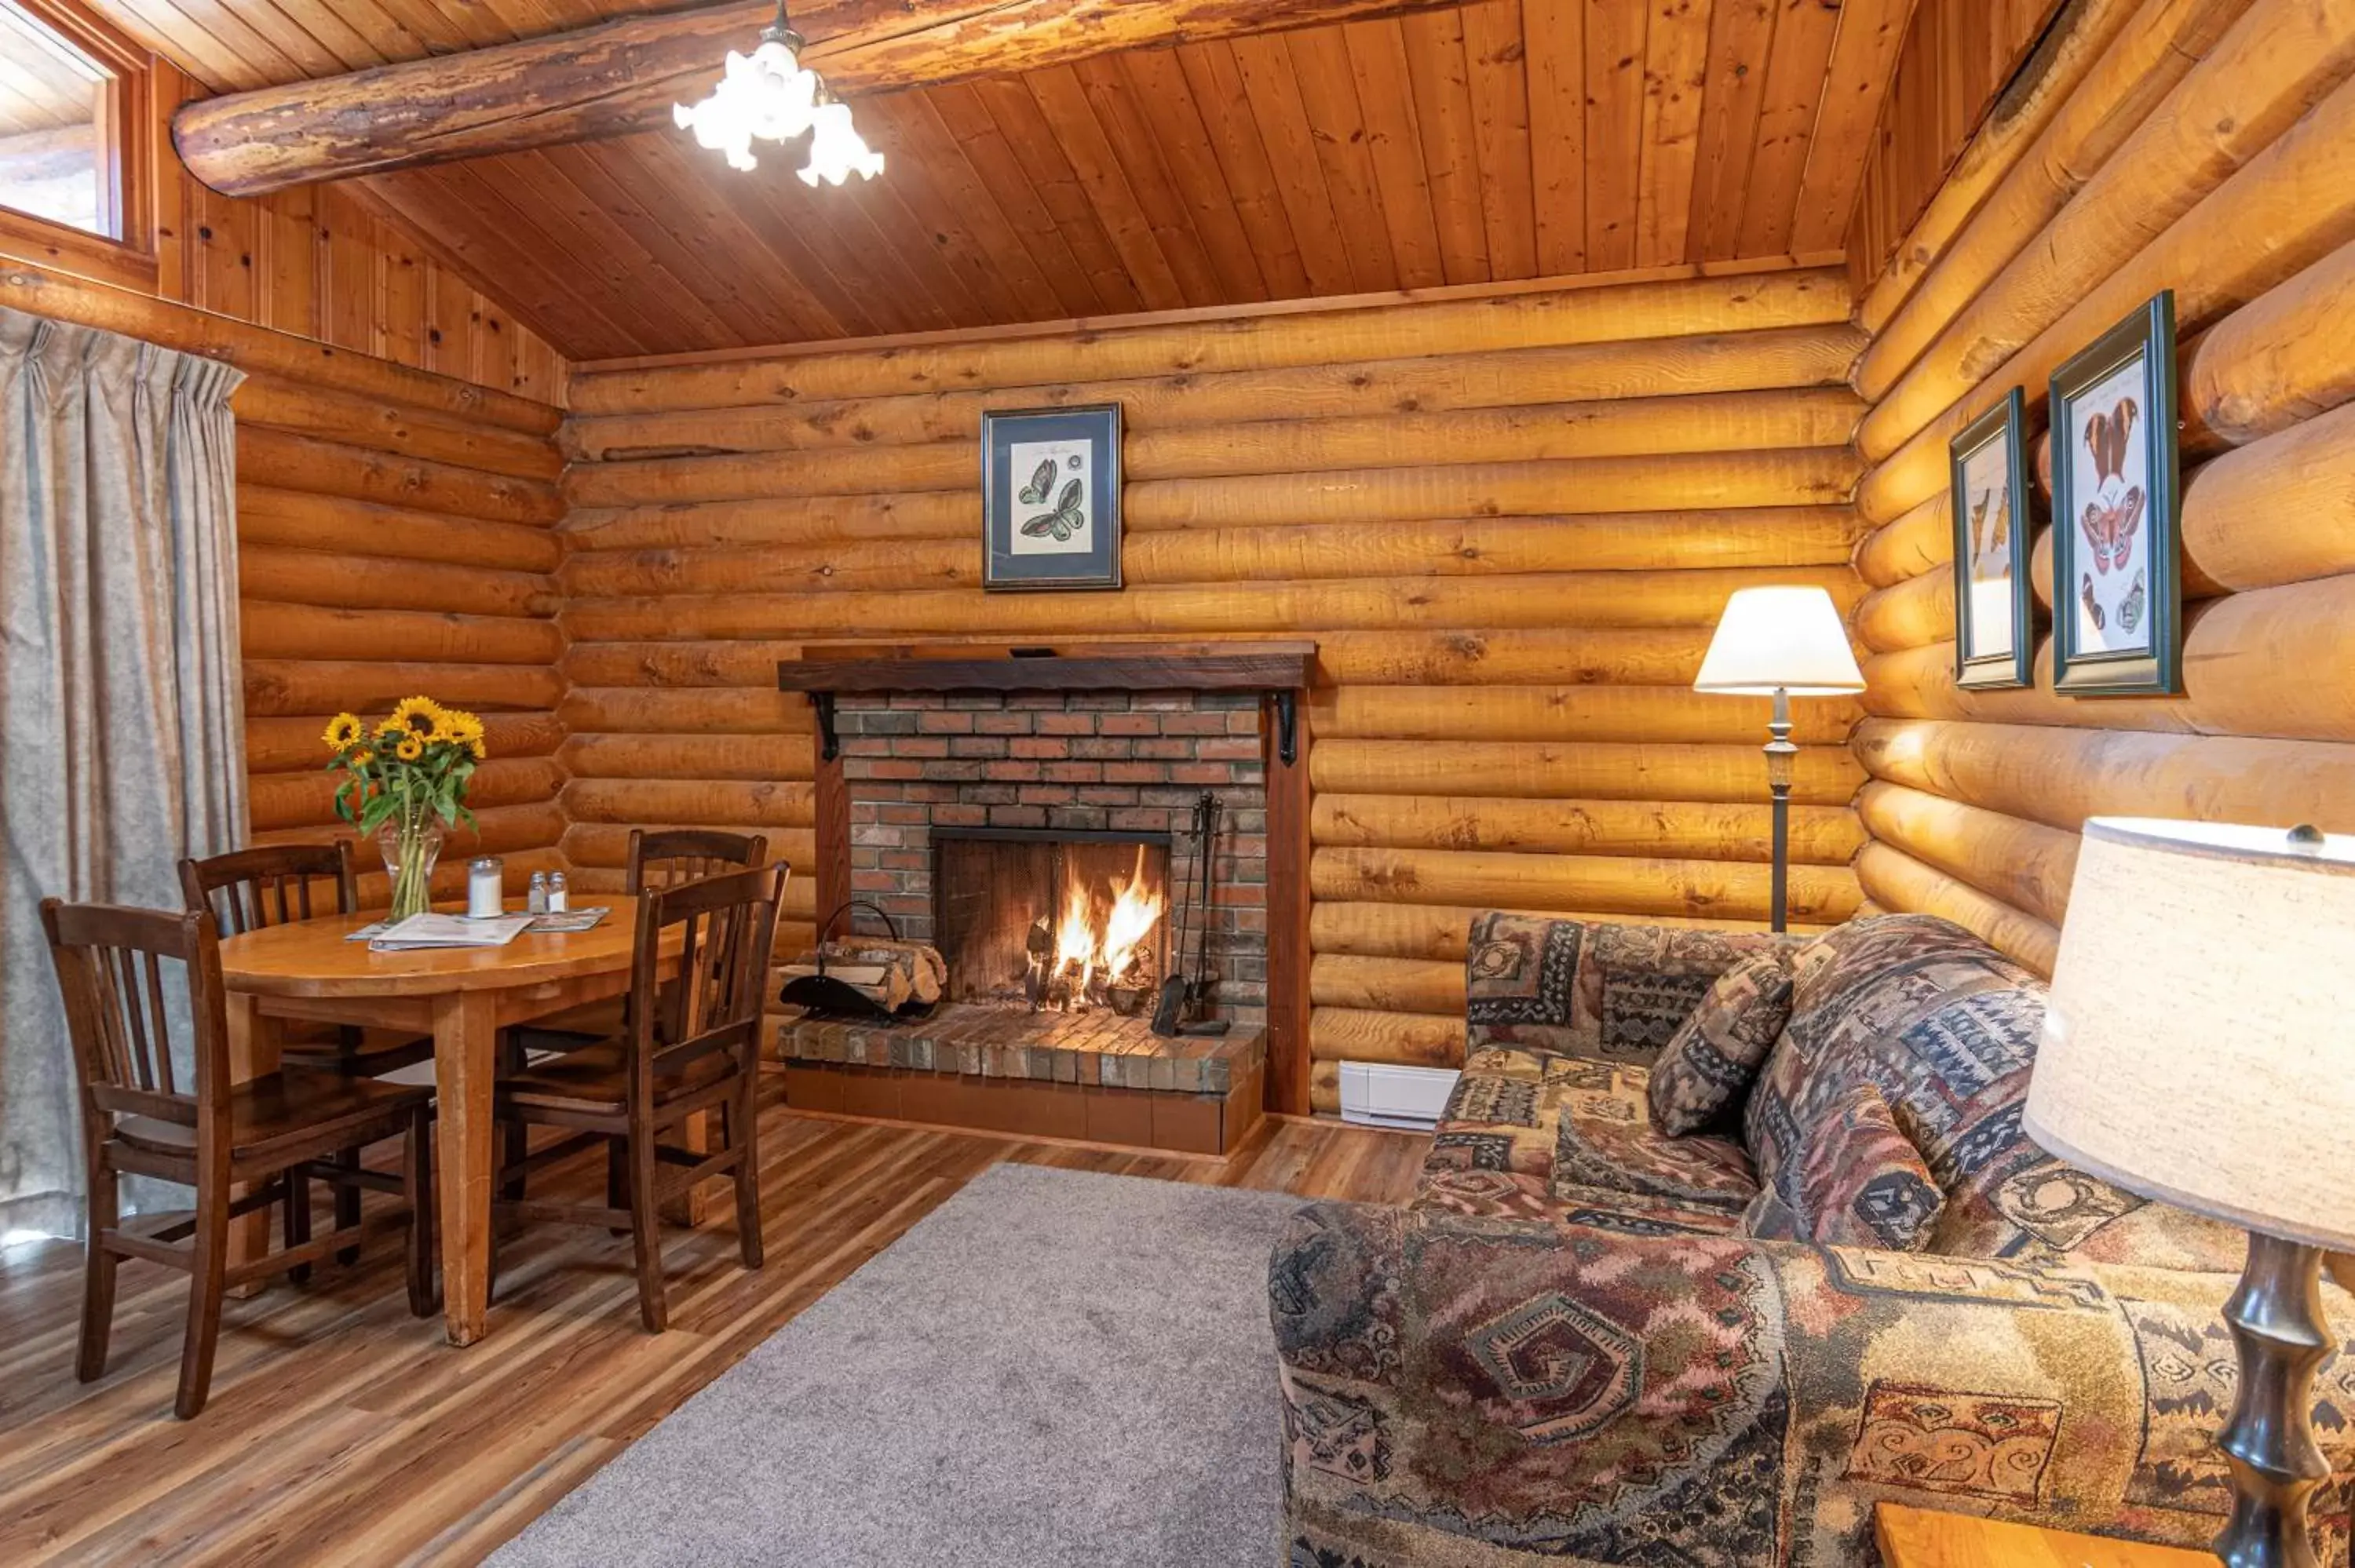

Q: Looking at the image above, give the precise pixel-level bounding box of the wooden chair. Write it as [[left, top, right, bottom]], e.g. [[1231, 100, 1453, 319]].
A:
[[627, 829, 771, 895], [490, 863, 787, 1332], [42, 899, 434, 1420]]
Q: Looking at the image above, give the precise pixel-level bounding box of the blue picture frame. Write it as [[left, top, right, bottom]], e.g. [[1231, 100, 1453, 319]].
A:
[[981, 404, 1123, 592]]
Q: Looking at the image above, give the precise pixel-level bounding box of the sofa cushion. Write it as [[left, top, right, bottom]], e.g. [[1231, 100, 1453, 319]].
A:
[[1646, 948, 1798, 1136], [1740, 1078, 1944, 1250], [1465, 911, 1803, 1063]]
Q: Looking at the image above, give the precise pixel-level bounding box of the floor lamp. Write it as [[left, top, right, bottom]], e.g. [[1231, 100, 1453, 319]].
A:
[[2026, 818, 2355, 1568], [1693, 586, 1865, 933]]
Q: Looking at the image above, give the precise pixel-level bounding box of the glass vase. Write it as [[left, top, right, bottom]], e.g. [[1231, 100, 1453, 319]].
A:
[[378, 816, 445, 923]]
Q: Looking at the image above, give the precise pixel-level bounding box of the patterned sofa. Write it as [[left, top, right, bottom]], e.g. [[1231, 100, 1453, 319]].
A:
[[1272, 913, 2355, 1566]]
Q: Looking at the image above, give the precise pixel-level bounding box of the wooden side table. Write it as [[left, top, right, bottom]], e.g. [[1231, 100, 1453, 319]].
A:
[[1875, 1504, 2223, 1567]]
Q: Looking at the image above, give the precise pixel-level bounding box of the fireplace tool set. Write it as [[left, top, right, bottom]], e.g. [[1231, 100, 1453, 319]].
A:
[[1153, 791, 1230, 1040]]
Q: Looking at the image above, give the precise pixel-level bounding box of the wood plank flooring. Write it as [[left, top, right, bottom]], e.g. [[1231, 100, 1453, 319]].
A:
[[0, 1089, 1426, 1566]]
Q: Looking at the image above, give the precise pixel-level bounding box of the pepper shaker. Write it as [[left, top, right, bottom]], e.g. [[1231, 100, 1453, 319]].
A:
[[528, 870, 550, 914], [547, 870, 569, 913]]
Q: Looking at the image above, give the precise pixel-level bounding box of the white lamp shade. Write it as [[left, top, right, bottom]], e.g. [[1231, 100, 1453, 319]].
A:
[[2025, 817, 2355, 1251], [1692, 585, 1865, 696]]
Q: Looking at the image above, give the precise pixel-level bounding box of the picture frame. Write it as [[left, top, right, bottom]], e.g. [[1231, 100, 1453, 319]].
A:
[[2050, 291, 2181, 696], [980, 403, 1123, 592], [1948, 387, 2033, 691]]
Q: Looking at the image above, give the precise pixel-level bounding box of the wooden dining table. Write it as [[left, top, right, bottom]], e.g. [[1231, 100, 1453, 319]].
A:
[[217, 898, 681, 1347]]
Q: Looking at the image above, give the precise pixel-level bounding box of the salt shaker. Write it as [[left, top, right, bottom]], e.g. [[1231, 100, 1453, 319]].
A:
[[466, 856, 504, 918], [528, 870, 550, 914], [547, 870, 570, 913]]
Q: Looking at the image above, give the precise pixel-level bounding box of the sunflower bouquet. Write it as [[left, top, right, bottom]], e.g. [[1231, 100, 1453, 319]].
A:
[[323, 697, 488, 921]]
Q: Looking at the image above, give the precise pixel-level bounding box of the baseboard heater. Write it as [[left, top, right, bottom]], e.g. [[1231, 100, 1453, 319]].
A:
[[1338, 1062, 1460, 1129]]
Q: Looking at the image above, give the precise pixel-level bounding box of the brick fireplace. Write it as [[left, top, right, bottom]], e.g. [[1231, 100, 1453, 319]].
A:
[[775, 642, 1315, 1147]]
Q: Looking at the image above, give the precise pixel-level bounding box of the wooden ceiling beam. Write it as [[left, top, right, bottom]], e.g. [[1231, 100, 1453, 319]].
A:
[[172, 0, 1468, 198]]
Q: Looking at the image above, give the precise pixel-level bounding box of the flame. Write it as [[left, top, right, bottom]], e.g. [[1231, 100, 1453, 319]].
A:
[[1099, 847, 1166, 982], [1044, 846, 1167, 1004]]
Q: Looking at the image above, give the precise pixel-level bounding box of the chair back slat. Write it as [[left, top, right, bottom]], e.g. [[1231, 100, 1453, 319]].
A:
[[626, 830, 770, 898], [627, 865, 786, 1091], [42, 901, 229, 1133], [180, 844, 355, 936]]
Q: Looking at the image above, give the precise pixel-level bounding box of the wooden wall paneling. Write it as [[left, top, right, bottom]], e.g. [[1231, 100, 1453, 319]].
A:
[[1115, 49, 1282, 304], [881, 89, 1068, 325], [1787, 0, 1918, 252], [1521, 0, 1587, 274], [973, 73, 1148, 313], [1397, 8, 1491, 285], [928, 80, 1111, 318], [1068, 54, 1232, 307], [1341, 18, 1449, 290], [1002, 67, 1185, 312], [1687, 0, 1778, 260], [1579, 0, 1647, 272], [1731, 0, 1842, 256], [1631, 0, 1709, 269], [1457, 0, 1536, 279], [1280, 27, 1407, 294], [1224, 32, 1367, 296]]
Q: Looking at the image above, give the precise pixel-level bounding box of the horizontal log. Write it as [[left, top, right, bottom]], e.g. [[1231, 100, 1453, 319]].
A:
[[241, 658, 566, 716], [174, 0, 1476, 196], [2174, 397, 2355, 591], [560, 506, 1864, 598], [0, 259, 557, 433], [1860, 71, 2355, 522], [1309, 846, 1864, 924], [1853, 0, 2261, 403], [562, 777, 815, 828], [238, 487, 563, 574], [575, 269, 1854, 413], [1851, 569, 1952, 655], [1309, 1059, 1341, 1115], [2182, 235, 2355, 450], [1308, 900, 1821, 962], [562, 822, 816, 873], [253, 803, 568, 863], [558, 687, 814, 736], [562, 494, 973, 553], [246, 710, 564, 773], [1853, 716, 2355, 834], [1853, 842, 2060, 975], [1311, 684, 1859, 745], [232, 377, 561, 481], [562, 564, 1864, 644], [1308, 1007, 1467, 1068], [1311, 794, 1864, 863], [241, 603, 565, 667], [560, 732, 816, 782], [241, 546, 560, 621], [564, 323, 1867, 458], [249, 758, 565, 833], [239, 427, 564, 527], [1309, 956, 1465, 1016], [1310, 738, 1865, 806], [1857, 0, 2355, 456], [1853, 492, 1951, 589], [561, 640, 805, 690], [1855, 780, 2080, 927]]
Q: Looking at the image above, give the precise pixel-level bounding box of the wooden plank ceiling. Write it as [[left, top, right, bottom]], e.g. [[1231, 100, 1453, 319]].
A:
[[89, 0, 1920, 359]]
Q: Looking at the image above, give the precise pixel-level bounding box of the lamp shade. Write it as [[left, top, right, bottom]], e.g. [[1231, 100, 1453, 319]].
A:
[[1692, 586, 1865, 696], [2025, 818, 2355, 1252]]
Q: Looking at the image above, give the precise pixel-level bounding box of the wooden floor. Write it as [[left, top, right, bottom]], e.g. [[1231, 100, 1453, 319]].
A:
[[0, 1088, 1424, 1566]]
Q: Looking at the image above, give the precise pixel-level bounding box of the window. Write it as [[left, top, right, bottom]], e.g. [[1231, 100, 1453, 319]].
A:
[[0, 0, 123, 239]]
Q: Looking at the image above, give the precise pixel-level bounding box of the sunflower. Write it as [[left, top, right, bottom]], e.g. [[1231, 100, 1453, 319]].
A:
[[321, 713, 364, 751], [436, 708, 487, 760], [387, 696, 448, 744], [395, 735, 425, 762]]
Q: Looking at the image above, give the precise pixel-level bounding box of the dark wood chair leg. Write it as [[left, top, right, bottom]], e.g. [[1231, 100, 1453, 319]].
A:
[[498, 1032, 529, 1209], [77, 1165, 119, 1384], [177, 1169, 231, 1420], [733, 1075, 763, 1271], [404, 1107, 436, 1318], [626, 1128, 667, 1333], [285, 1162, 312, 1285], [607, 1136, 629, 1236], [331, 1147, 362, 1266]]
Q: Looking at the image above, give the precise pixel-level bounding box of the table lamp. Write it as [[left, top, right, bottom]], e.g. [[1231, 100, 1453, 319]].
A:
[[1692, 585, 1865, 932], [2025, 818, 2355, 1568]]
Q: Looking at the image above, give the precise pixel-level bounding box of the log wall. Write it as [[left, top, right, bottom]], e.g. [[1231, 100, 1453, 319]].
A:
[[1845, 0, 2355, 971], [563, 265, 1876, 1111]]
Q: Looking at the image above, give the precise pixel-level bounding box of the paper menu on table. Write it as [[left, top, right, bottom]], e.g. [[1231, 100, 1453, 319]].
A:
[[366, 913, 535, 951]]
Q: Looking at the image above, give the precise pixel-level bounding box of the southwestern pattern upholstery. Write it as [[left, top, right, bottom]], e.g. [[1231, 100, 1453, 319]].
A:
[[1274, 913, 2355, 1567], [1645, 948, 1798, 1136]]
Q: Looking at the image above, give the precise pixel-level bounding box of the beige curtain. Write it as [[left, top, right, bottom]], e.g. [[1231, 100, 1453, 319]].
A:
[[0, 304, 247, 1238]]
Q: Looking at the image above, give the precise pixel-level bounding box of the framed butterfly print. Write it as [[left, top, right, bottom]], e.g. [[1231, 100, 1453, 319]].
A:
[[1948, 388, 2033, 690], [2050, 291, 2181, 696], [980, 403, 1123, 591]]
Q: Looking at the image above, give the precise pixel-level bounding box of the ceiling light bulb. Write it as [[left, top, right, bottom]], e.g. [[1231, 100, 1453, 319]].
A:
[[799, 98, 883, 187]]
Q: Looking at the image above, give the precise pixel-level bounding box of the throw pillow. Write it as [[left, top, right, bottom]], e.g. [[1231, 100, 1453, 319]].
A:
[[1645, 950, 1796, 1136], [1740, 1078, 1945, 1252]]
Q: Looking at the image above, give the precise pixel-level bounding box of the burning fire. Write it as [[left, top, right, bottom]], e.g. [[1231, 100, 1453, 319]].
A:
[[1031, 846, 1167, 1012]]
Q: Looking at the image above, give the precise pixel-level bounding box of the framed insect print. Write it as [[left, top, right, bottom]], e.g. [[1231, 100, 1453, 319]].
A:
[[981, 404, 1123, 591], [1948, 388, 2033, 690], [2050, 291, 2181, 695]]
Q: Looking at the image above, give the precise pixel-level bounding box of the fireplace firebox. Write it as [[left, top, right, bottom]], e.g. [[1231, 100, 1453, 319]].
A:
[[932, 826, 1173, 1012]]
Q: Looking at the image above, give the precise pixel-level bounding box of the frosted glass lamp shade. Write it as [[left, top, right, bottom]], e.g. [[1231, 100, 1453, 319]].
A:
[[1692, 586, 1865, 696], [2025, 818, 2355, 1251]]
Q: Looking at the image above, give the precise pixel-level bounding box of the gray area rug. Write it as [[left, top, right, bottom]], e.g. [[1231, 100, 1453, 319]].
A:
[[490, 1164, 1305, 1567]]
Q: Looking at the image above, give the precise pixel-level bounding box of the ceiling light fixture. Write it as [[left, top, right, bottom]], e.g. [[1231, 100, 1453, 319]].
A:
[[671, 0, 882, 184]]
